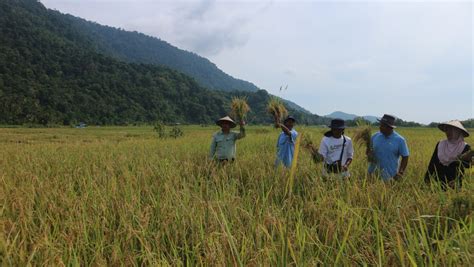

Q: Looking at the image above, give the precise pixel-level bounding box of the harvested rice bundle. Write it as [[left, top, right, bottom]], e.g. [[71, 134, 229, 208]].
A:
[[301, 132, 323, 163], [230, 97, 250, 124], [267, 97, 288, 128], [301, 132, 314, 148], [353, 125, 375, 162]]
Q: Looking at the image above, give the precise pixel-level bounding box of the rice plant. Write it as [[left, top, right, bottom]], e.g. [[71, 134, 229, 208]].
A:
[[267, 97, 288, 128], [0, 126, 472, 266], [230, 97, 250, 124]]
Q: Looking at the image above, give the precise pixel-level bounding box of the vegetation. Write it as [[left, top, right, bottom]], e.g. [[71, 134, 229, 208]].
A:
[[429, 119, 474, 129], [230, 97, 250, 124], [1, 126, 472, 265], [62, 10, 261, 93], [267, 97, 288, 128], [0, 0, 327, 126]]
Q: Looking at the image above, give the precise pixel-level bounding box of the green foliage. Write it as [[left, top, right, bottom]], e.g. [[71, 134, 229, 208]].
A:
[[169, 126, 184, 139], [1, 126, 472, 265], [153, 122, 167, 138], [0, 0, 327, 126]]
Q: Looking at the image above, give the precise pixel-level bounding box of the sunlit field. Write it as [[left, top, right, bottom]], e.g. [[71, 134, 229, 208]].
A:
[[1, 126, 472, 266]]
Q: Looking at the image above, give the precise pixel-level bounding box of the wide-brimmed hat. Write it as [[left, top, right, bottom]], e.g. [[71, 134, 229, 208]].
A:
[[438, 120, 469, 137], [377, 114, 397, 128], [284, 115, 296, 123], [328, 118, 345, 129], [216, 116, 237, 128]]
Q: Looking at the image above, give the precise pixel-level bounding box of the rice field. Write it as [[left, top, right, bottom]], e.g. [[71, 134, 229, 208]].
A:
[[0, 126, 473, 266]]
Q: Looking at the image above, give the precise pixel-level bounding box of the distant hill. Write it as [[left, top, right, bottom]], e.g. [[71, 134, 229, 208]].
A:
[[0, 0, 326, 125], [326, 111, 423, 127], [326, 111, 378, 123]]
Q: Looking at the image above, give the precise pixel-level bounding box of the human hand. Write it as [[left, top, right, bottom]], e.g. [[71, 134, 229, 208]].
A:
[[342, 165, 348, 172], [393, 172, 404, 180]]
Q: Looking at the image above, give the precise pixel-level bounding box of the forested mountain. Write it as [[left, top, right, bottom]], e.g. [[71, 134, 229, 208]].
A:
[[0, 0, 327, 125], [44, 4, 313, 113], [38, 6, 258, 93]]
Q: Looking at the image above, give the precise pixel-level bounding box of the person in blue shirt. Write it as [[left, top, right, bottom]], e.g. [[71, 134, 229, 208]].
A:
[[275, 116, 298, 168], [368, 114, 409, 181]]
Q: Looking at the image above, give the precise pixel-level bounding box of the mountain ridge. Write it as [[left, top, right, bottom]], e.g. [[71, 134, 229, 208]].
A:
[[325, 111, 379, 123], [0, 0, 325, 125]]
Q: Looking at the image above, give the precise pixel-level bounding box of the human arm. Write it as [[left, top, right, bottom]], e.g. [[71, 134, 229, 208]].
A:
[[316, 138, 328, 164], [235, 121, 246, 140], [343, 140, 354, 171], [394, 138, 410, 179], [209, 135, 217, 159], [395, 156, 409, 179], [279, 123, 291, 137], [458, 144, 472, 168], [424, 143, 439, 183]]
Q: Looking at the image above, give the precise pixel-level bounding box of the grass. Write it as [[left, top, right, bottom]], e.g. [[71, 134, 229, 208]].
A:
[[0, 126, 473, 266]]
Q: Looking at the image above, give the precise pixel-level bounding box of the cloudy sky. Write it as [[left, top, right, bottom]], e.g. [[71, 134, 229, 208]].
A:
[[41, 0, 472, 124]]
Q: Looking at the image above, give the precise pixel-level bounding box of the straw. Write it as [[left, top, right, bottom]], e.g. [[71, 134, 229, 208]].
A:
[[267, 97, 288, 128], [230, 96, 250, 124]]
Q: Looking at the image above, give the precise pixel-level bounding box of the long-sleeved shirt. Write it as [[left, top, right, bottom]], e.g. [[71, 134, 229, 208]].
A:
[[209, 127, 246, 160], [275, 129, 298, 168], [424, 141, 471, 189]]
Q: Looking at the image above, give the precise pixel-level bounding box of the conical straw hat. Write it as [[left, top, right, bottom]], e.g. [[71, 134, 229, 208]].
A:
[[216, 116, 237, 128], [438, 120, 469, 137]]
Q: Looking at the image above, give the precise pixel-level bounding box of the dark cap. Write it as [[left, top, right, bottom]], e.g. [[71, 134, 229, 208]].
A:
[[284, 115, 296, 123], [328, 118, 345, 129], [377, 114, 397, 128]]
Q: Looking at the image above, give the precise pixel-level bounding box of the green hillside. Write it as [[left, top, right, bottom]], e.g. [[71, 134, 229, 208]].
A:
[[0, 0, 327, 125]]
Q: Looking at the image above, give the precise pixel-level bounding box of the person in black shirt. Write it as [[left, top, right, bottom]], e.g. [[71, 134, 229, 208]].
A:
[[424, 120, 473, 190]]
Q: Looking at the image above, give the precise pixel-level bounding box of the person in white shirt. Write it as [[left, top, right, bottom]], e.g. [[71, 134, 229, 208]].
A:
[[318, 119, 354, 178]]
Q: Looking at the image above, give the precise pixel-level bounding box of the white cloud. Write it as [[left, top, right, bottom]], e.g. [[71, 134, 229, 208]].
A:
[[40, 0, 473, 123]]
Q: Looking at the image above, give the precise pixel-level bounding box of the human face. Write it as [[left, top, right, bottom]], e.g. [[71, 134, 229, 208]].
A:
[[445, 126, 462, 141], [332, 128, 343, 138], [284, 119, 295, 130], [379, 123, 393, 136], [220, 121, 231, 133]]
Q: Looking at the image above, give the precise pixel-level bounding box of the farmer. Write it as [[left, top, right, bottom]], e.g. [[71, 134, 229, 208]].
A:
[[318, 119, 354, 178], [209, 116, 246, 163], [424, 120, 473, 190], [368, 114, 409, 181], [275, 115, 298, 168]]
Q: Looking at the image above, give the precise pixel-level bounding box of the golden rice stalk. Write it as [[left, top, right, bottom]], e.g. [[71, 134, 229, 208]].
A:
[[353, 125, 375, 162], [301, 132, 323, 163], [301, 132, 314, 148], [267, 97, 288, 128], [230, 97, 250, 124]]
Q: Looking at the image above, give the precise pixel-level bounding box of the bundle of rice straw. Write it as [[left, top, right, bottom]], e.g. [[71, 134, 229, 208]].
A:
[[301, 132, 323, 163], [301, 132, 314, 148], [230, 96, 250, 124], [267, 97, 288, 128], [353, 124, 374, 162]]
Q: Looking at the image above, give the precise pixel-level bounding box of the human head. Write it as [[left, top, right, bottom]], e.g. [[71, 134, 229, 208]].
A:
[[377, 114, 396, 136], [216, 116, 236, 132], [284, 116, 296, 130], [438, 120, 469, 141], [329, 119, 345, 138]]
